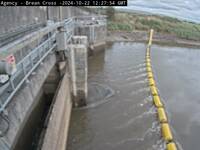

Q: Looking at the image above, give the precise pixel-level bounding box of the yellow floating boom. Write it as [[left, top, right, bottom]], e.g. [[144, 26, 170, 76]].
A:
[[167, 142, 177, 150], [161, 123, 173, 141], [146, 29, 177, 150], [153, 95, 163, 107], [157, 108, 167, 123]]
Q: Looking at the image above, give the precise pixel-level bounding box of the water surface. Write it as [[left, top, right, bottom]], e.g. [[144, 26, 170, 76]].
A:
[[151, 45, 200, 150], [68, 42, 200, 150], [68, 42, 163, 150]]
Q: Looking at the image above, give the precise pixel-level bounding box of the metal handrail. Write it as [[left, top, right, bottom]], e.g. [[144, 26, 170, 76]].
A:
[[74, 15, 107, 27], [0, 15, 107, 113], [0, 23, 45, 39], [0, 22, 61, 60], [0, 35, 56, 113]]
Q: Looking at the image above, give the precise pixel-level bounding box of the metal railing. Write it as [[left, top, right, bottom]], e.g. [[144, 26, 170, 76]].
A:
[[0, 35, 56, 113], [0, 23, 45, 47], [74, 15, 107, 27], [0, 15, 107, 113], [64, 18, 75, 43], [0, 22, 61, 60]]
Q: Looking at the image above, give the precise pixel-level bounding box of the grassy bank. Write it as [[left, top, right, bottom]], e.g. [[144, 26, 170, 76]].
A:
[[108, 11, 200, 41]]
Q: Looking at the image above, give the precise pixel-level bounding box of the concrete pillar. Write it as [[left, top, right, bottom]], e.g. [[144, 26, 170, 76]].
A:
[[71, 36, 88, 46], [69, 36, 88, 107]]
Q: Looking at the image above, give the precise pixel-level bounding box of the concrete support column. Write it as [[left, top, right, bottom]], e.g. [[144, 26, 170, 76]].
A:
[[69, 36, 88, 107]]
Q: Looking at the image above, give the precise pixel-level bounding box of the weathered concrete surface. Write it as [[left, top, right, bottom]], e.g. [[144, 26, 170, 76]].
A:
[[0, 7, 47, 34], [69, 44, 88, 107], [0, 52, 57, 150], [0, 7, 91, 35], [41, 73, 72, 150], [43, 65, 60, 95], [74, 25, 107, 53]]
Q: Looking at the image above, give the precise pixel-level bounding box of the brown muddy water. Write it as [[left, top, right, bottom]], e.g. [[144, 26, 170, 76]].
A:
[[68, 42, 200, 150], [151, 45, 200, 150]]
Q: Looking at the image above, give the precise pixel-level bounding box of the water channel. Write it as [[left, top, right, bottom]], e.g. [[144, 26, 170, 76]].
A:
[[68, 42, 200, 150]]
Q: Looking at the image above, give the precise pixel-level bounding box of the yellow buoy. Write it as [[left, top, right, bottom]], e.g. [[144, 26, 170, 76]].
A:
[[148, 29, 154, 46], [146, 62, 151, 67], [147, 67, 152, 73], [146, 64, 151, 68], [158, 108, 167, 123], [153, 95, 163, 107], [146, 59, 151, 63], [146, 62, 151, 68], [146, 57, 150, 60], [167, 142, 177, 150], [150, 86, 158, 95], [161, 123, 173, 141], [146, 55, 150, 58], [148, 72, 153, 78], [149, 78, 155, 86]]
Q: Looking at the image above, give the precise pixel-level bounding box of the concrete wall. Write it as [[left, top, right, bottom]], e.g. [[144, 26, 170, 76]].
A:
[[69, 43, 88, 107], [0, 7, 91, 35], [0, 7, 47, 34], [74, 24, 107, 51], [0, 7, 105, 150], [0, 52, 57, 150], [41, 73, 72, 150]]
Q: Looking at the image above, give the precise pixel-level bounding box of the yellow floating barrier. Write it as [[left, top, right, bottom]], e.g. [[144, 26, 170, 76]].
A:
[[148, 29, 154, 46], [146, 59, 151, 63], [146, 62, 151, 67], [146, 57, 150, 60], [167, 142, 177, 150], [146, 52, 150, 56], [148, 72, 153, 78], [150, 85, 158, 95], [147, 67, 152, 73], [146, 56, 150, 59], [149, 78, 155, 86], [146, 29, 176, 149], [153, 95, 163, 107], [158, 108, 167, 123], [161, 123, 173, 141], [146, 54, 150, 58]]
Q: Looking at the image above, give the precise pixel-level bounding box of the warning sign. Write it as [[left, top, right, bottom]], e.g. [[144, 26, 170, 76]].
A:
[[6, 54, 17, 74], [6, 54, 16, 65]]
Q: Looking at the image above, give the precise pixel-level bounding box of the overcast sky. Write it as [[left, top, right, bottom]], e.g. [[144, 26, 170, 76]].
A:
[[116, 0, 200, 23]]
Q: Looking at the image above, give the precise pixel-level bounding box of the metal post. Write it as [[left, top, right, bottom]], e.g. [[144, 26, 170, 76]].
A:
[[92, 25, 95, 43], [30, 55, 33, 67], [69, 36, 88, 107], [10, 78, 15, 90], [59, 6, 63, 21], [22, 63, 26, 75], [46, 6, 49, 20]]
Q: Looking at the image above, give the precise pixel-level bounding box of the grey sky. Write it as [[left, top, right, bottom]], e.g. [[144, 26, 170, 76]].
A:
[[117, 0, 200, 23]]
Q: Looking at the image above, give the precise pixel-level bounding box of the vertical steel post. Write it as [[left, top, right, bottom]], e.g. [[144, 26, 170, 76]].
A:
[[59, 6, 63, 21]]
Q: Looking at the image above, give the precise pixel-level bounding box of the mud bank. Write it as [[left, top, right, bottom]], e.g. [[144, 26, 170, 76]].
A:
[[107, 31, 200, 48]]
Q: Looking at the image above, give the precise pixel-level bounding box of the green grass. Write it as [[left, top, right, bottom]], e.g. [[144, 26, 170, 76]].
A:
[[108, 22, 132, 31], [108, 11, 200, 41]]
